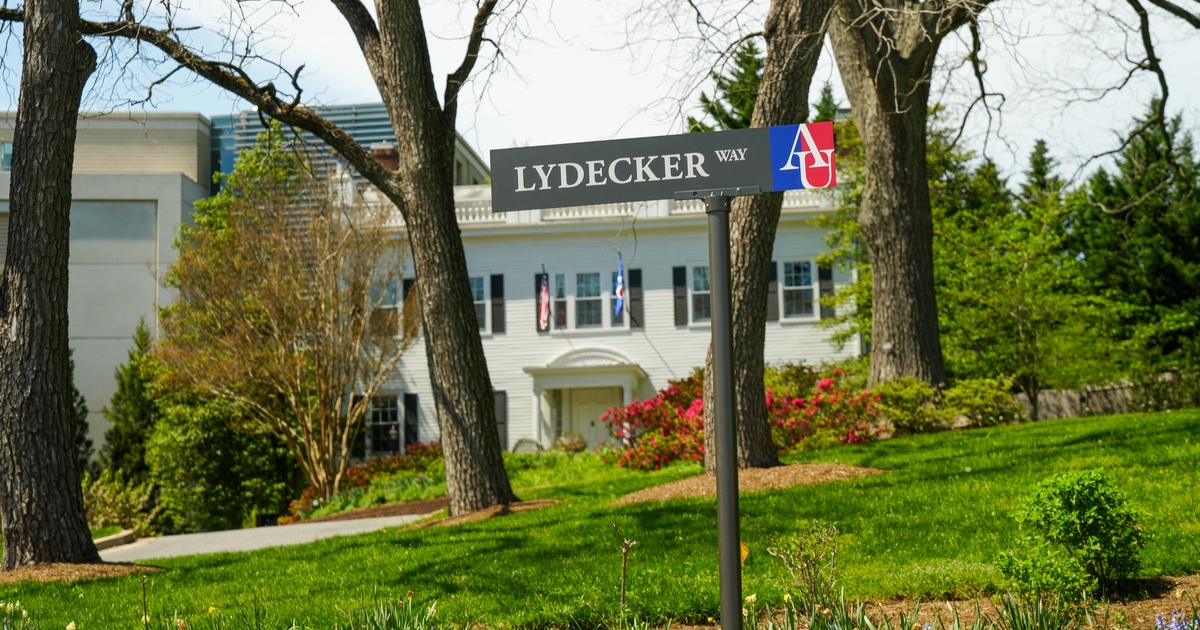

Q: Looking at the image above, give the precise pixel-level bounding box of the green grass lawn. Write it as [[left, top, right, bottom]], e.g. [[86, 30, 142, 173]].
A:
[[6, 410, 1199, 628]]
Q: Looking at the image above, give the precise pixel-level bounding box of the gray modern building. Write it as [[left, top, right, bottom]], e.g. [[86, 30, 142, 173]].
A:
[[210, 103, 490, 192]]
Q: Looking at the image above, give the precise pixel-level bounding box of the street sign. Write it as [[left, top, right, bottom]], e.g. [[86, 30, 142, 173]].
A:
[[490, 122, 836, 212]]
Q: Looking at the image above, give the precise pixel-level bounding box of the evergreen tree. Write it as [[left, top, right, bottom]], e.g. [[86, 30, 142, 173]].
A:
[[70, 350, 95, 478], [687, 41, 763, 132], [100, 319, 158, 484], [812, 82, 839, 123], [1064, 101, 1200, 368]]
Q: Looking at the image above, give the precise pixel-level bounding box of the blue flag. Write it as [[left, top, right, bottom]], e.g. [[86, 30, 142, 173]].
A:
[[614, 256, 625, 317]]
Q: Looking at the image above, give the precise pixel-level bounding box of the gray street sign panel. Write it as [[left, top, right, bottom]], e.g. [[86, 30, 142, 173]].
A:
[[490, 122, 836, 212]]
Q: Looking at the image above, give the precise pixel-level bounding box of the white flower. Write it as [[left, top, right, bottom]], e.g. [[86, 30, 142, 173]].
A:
[[67, 623, 78, 630]]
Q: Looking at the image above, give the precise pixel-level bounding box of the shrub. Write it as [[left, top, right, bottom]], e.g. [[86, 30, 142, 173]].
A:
[[147, 394, 299, 533], [943, 377, 1024, 426], [554, 433, 588, 453], [874, 377, 946, 434], [1007, 469, 1144, 589], [997, 544, 1095, 601], [282, 443, 445, 523], [81, 470, 162, 537]]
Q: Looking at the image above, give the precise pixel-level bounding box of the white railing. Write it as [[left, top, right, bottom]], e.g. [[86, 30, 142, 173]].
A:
[[542, 201, 637, 221], [669, 188, 827, 215], [455, 201, 503, 224]]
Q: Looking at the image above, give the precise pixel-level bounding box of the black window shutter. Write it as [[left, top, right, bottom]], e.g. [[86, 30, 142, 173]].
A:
[[494, 390, 508, 450], [766, 261, 779, 322], [629, 269, 644, 329], [673, 266, 687, 326], [403, 393, 419, 446], [818, 264, 835, 319], [491, 274, 505, 333]]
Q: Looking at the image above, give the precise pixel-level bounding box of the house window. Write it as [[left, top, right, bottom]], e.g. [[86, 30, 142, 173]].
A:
[[575, 272, 602, 327], [470, 276, 487, 329], [369, 279, 400, 336], [782, 261, 816, 319], [1, 142, 11, 172], [692, 266, 711, 323], [547, 269, 626, 331], [553, 273, 568, 329], [366, 395, 401, 457]]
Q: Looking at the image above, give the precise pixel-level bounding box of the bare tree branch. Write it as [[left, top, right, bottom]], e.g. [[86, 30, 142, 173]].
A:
[[445, 0, 499, 123], [1145, 0, 1200, 28]]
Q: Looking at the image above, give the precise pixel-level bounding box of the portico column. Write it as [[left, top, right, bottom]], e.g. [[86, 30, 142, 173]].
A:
[[532, 387, 543, 447]]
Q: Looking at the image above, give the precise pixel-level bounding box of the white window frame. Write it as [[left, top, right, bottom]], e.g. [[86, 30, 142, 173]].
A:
[[370, 278, 401, 337], [689, 264, 712, 325], [548, 268, 628, 332], [468, 274, 490, 334], [364, 394, 402, 458], [780, 259, 819, 321]]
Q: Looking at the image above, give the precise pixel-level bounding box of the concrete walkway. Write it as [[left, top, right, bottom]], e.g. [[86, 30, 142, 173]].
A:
[[100, 513, 432, 563]]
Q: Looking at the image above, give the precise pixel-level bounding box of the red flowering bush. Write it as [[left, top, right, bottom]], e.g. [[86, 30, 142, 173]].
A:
[[280, 442, 444, 523], [602, 366, 880, 471]]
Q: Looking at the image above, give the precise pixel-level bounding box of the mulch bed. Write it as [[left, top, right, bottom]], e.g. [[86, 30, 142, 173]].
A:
[[298, 496, 450, 523], [613, 462, 886, 505]]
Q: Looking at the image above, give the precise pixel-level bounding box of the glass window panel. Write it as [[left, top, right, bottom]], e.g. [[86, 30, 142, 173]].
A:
[[693, 294, 711, 322], [577, 272, 600, 298], [692, 266, 710, 292], [554, 274, 567, 328], [784, 261, 812, 288], [576, 299, 602, 327], [469, 276, 484, 301], [783, 288, 814, 318]]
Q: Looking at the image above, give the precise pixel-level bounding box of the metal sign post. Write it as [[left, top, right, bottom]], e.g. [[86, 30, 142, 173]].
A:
[[707, 193, 741, 630]]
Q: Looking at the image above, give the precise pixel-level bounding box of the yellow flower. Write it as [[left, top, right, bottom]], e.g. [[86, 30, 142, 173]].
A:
[[742, 608, 749, 617], [207, 607, 217, 614], [177, 619, 188, 630], [143, 614, 151, 624], [67, 623, 77, 630], [783, 593, 792, 603], [707, 618, 715, 624], [745, 594, 758, 605]]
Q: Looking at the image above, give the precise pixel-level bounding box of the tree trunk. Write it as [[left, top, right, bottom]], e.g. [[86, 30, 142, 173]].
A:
[[372, 0, 516, 515], [829, 0, 949, 386], [704, 0, 833, 474], [0, 0, 100, 569]]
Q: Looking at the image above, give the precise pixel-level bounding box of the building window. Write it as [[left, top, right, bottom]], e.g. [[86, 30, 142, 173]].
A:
[[547, 269, 626, 331], [575, 272, 602, 327], [366, 395, 401, 457], [782, 261, 816, 319], [692, 266, 711, 323], [369, 279, 400, 336], [470, 275, 487, 329], [1, 142, 11, 172]]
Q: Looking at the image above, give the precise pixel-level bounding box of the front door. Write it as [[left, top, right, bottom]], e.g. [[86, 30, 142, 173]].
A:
[[569, 387, 620, 449]]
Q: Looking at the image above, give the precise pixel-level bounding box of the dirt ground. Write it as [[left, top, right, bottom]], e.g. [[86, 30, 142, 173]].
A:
[[3, 462, 1195, 630]]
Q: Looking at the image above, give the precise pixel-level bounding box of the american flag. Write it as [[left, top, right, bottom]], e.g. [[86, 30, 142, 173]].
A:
[[537, 270, 550, 331]]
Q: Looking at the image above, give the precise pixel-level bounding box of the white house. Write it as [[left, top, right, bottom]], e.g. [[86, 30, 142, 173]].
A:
[[364, 186, 859, 455]]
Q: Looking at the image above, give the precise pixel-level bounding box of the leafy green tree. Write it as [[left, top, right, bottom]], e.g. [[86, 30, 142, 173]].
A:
[[936, 141, 1124, 419], [100, 319, 158, 484], [161, 122, 414, 501], [1064, 102, 1200, 371], [686, 41, 763, 132]]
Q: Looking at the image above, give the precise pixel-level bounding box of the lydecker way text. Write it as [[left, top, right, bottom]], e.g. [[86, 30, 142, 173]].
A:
[[490, 122, 836, 212]]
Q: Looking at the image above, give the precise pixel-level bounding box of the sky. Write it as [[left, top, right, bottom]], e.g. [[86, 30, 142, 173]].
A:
[[2, 0, 1198, 185]]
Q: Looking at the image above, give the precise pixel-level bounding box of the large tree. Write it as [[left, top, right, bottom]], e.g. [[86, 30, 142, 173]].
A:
[[826, 0, 1002, 385], [0, 0, 100, 568], [0, 0, 519, 515], [158, 125, 416, 502], [686, 0, 835, 472]]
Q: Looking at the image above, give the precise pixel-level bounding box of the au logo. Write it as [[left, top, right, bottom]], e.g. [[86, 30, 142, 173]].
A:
[[768, 122, 836, 191]]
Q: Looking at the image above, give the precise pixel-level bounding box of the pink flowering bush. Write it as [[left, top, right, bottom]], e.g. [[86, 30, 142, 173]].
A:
[[602, 366, 880, 470]]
